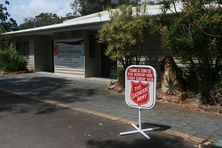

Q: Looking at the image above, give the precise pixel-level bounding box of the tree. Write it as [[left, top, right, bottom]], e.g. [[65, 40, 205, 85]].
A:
[[0, 0, 17, 32], [160, 0, 222, 105], [18, 17, 35, 30], [98, 5, 155, 85], [0, 0, 17, 48], [61, 13, 79, 22], [71, 0, 141, 16], [19, 13, 62, 30]]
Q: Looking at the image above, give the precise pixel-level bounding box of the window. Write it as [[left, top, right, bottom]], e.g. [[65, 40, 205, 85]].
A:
[[16, 41, 29, 57]]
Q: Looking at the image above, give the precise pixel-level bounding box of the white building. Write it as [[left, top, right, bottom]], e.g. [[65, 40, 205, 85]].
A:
[[5, 4, 182, 78]]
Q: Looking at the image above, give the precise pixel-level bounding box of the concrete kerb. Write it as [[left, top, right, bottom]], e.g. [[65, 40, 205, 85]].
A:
[[0, 87, 205, 144]]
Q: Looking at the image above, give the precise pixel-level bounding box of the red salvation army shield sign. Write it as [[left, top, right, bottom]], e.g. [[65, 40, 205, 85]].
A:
[[125, 65, 157, 109], [130, 81, 150, 106]]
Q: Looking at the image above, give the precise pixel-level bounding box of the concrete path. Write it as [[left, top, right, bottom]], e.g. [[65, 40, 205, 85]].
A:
[[0, 72, 221, 142]]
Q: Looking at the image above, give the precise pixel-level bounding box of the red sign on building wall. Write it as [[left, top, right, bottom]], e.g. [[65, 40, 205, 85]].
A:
[[125, 65, 157, 109]]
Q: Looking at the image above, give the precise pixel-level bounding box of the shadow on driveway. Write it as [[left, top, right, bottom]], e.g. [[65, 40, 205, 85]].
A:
[[0, 90, 64, 115], [87, 135, 193, 148], [0, 76, 101, 103]]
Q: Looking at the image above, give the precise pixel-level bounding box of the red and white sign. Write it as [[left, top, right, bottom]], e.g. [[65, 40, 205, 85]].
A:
[[125, 65, 157, 109], [54, 39, 85, 69]]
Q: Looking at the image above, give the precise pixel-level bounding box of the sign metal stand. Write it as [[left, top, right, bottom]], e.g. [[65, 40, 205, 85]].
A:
[[120, 107, 159, 140], [120, 65, 159, 140]]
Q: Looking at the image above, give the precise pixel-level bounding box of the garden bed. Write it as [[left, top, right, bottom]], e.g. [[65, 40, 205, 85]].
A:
[[108, 81, 222, 115], [0, 70, 34, 77], [157, 89, 222, 115]]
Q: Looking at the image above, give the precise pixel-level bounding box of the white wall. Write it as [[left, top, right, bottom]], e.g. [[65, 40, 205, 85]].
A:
[[27, 39, 35, 71]]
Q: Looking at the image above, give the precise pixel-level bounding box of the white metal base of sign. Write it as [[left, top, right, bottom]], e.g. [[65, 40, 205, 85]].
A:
[[120, 108, 159, 140]]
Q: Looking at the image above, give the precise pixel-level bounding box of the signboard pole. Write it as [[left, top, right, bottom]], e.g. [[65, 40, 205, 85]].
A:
[[120, 65, 159, 140], [120, 107, 159, 140], [139, 107, 142, 130]]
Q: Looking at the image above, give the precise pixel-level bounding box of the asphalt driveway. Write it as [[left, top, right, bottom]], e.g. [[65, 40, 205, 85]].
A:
[[0, 89, 193, 148], [0, 72, 221, 142]]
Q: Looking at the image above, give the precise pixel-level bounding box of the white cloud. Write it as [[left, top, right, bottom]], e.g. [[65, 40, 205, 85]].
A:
[[8, 0, 73, 24]]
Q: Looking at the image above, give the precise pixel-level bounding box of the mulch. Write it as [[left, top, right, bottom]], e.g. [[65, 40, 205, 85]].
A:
[[0, 70, 33, 76], [157, 89, 222, 115], [108, 81, 222, 115]]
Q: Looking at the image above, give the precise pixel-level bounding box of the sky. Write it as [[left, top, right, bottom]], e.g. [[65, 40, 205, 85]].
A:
[[7, 0, 73, 25], [7, 0, 153, 25]]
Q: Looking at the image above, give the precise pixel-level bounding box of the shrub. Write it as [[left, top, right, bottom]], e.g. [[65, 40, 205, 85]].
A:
[[160, 0, 222, 105], [116, 67, 125, 87], [110, 67, 117, 79], [0, 47, 27, 72], [210, 84, 222, 106], [184, 66, 199, 94]]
